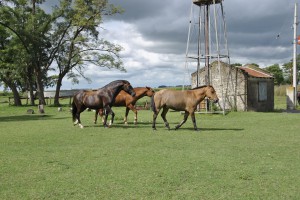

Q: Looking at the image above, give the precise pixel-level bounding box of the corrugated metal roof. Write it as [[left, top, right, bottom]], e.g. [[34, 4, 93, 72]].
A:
[[238, 67, 273, 78]]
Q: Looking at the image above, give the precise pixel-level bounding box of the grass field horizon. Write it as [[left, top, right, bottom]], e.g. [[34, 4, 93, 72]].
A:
[[0, 94, 299, 199]]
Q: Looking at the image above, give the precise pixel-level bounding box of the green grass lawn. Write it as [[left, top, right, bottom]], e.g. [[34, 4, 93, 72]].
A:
[[0, 96, 299, 199]]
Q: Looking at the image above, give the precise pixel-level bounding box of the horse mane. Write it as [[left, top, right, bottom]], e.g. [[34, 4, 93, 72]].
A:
[[101, 80, 128, 89], [192, 85, 210, 90]]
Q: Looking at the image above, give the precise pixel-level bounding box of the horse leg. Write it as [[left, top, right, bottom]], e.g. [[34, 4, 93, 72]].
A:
[[110, 110, 115, 126], [76, 107, 86, 129], [152, 108, 160, 131], [132, 106, 138, 125], [74, 113, 79, 125], [124, 107, 130, 125], [102, 108, 109, 128], [161, 106, 170, 130], [175, 111, 189, 130], [94, 109, 104, 124], [127, 104, 138, 125], [103, 106, 114, 128], [190, 112, 199, 131], [72, 105, 81, 126], [100, 109, 105, 123], [94, 109, 98, 124]]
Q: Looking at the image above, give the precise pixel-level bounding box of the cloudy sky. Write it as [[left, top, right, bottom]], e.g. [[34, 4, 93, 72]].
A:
[[18, 0, 300, 89]]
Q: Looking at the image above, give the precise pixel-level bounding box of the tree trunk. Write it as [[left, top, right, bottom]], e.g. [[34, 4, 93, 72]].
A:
[[7, 82, 22, 106], [54, 74, 63, 106], [11, 84, 22, 106], [35, 67, 46, 105], [1, 77, 22, 106], [27, 66, 35, 105], [28, 83, 35, 105]]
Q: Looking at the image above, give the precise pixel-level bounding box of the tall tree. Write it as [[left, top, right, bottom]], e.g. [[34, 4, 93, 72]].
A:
[[282, 54, 300, 84], [0, 26, 25, 106], [50, 0, 124, 105], [264, 64, 284, 85], [1, 0, 126, 106], [230, 63, 242, 67], [0, 0, 54, 105]]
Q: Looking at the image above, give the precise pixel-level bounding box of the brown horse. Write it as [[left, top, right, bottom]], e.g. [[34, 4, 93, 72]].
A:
[[95, 87, 155, 125], [72, 80, 135, 128], [151, 85, 219, 131]]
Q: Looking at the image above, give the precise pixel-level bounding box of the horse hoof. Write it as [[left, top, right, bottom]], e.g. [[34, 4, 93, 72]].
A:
[[73, 119, 79, 126]]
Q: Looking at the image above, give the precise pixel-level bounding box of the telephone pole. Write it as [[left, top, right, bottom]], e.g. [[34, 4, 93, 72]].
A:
[[293, 3, 298, 108]]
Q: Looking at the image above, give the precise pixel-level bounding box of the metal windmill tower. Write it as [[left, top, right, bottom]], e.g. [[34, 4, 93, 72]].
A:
[[184, 0, 234, 114]]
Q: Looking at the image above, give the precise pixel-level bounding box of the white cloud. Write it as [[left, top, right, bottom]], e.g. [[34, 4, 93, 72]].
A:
[[39, 0, 300, 91], [57, 20, 187, 90], [3, 0, 299, 91]]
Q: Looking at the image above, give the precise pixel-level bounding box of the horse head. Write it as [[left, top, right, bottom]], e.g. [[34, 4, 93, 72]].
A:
[[122, 81, 136, 97], [146, 86, 155, 97], [206, 85, 219, 103]]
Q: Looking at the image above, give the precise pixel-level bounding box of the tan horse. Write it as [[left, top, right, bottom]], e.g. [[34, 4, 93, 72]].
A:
[[95, 87, 155, 125], [151, 85, 219, 131]]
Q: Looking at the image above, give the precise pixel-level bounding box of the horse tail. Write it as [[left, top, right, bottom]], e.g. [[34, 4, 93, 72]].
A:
[[150, 94, 156, 113], [72, 100, 77, 122]]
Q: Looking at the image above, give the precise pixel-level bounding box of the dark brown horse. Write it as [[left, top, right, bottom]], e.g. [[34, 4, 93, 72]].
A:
[[151, 85, 219, 131], [72, 80, 135, 128], [95, 87, 155, 125]]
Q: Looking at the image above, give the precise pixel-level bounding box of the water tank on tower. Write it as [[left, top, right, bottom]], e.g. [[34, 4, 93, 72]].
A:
[[192, 0, 222, 6], [185, 0, 234, 114]]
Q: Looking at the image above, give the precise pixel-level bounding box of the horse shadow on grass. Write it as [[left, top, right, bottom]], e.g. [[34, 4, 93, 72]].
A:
[[81, 121, 244, 132], [147, 121, 244, 132], [148, 125, 244, 132], [177, 127, 244, 132], [83, 121, 153, 129], [0, 115, 68, 122]]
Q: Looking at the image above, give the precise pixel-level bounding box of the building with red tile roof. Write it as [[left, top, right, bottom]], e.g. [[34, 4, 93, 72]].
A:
[[191, 62, 274, 112]]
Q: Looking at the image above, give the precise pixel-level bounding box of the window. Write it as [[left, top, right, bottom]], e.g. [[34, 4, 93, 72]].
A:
[[258, 82, 267, 101]]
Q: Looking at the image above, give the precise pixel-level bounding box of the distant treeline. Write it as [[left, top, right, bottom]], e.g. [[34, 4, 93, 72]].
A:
[[158, 85, 191, 89]]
